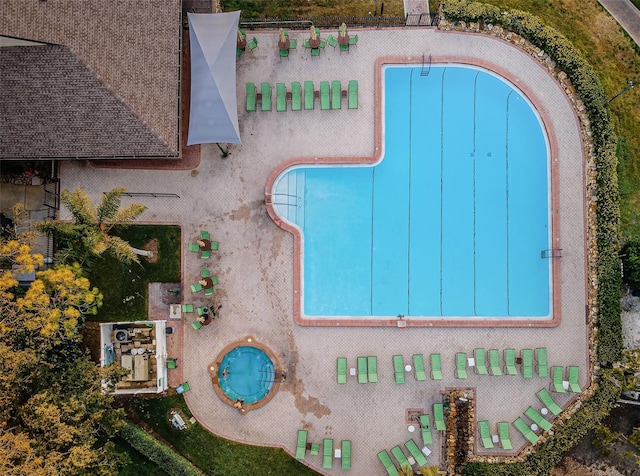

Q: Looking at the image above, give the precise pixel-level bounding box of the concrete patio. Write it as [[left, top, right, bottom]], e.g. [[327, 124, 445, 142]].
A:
[[59, 26, 590, 475]]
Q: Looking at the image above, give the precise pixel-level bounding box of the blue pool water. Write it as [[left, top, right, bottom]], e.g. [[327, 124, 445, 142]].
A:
[[218, 346, 274, 404], [273, 65, 550, 318]]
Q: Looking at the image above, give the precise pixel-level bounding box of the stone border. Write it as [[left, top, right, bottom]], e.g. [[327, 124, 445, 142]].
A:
[[265, 51, 569, 328], [207, 335, 283, 414]]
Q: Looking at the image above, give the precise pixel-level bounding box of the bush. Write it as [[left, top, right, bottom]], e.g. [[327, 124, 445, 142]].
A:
[[119, 421, 203, 476]]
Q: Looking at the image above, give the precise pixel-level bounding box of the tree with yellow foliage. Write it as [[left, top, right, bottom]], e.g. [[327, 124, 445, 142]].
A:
[[0, 237, 127, 474]]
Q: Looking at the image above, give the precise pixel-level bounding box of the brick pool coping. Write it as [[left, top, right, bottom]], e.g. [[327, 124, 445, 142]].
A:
[[265, 54, 571, 328]]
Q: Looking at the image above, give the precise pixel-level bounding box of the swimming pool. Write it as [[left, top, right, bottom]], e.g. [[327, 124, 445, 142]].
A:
[[272, 65, 551, 319], [218, 346, 275, 404]]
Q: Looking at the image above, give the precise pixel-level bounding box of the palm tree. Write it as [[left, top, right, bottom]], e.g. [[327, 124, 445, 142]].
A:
[[37, 187, 152, 265]]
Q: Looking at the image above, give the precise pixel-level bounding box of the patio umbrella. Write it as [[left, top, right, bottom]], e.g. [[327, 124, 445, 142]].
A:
[[237, 29, 244, 42], [310, 24, 317, 40], [340, 22, 347, 38], [279, 28, 286, 43]]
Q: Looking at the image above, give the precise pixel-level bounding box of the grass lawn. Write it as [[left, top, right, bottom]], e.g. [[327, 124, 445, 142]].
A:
[[223, 0, 404, 18], [87, 225, 181, 321], [470, 0, 640, 238], [132, 395, 320, 476]]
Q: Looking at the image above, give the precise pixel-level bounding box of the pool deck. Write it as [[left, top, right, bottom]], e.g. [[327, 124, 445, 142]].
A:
[[60, 27, 590, 475]]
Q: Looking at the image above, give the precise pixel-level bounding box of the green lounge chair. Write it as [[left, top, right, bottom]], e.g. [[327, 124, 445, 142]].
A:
[[377, 450, 399, 476], [204, 286, 213, 296], [200, 250, 211, 259], [348, 80, 358, 109], [279, 48, 289, 58], [337, 357, 347, 384], [568, 366, 582, 393], [455, 352, 467, 379], [551, 366, 566, 393], [478, 420, 493, 449], [499, 421, 513, 450], [419, 414, 432, 445], [525, 406, 552, 432], [331, 80, 341, 109], [196, 306, 208, 316], [245, 83, 256, 111], [405, 439, 428, 467], [393, 355, 405, 384], [190, 283, 203, 293], [327, 34, 338, 48], [413, 354, 427, 381], [311, 48, 320, 57], [349, 33, 358, 46], [323, 439, 333, 469], [247, 36, 258, 51], [522, 349, 534, 379], [513, 417, 539, 444], [474, 348, 488, 375], [296, 430, 307, 459], [200, 231, 210, 240], [368, 356, 378, 383], [340, 43, 349, 54], [504, 349, 518, 375], [181, 304, 194, 313], [391, 446, 409, 469], [536, 347, 548, 378], [304, 81, 314, 110], [434, 403, 446, 431], [200, 267, 210, 278], [289, 39, 297, 49], [291, 82, 301, 111], [176, 382, 190, 394], [236, 47, 243, 56], [260, 82, 271, 111], [430, 353, 442, 380], [341, 440, 351, 470], [167, 358, 177, 369], [310, 443, 319, 455], [536, 388, 562, 415], [303, 38, 310, 48], [320, 81, 330, 110], [489, 349, 502, 376], [357, 356, 367, 384], [188, 242, 200, 252], [276, 83, 286, 112], [191, 320, 203, 330]]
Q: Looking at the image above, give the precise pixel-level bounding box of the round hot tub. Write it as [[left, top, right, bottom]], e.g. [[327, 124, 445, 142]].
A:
[[217, 346, 275, 404]]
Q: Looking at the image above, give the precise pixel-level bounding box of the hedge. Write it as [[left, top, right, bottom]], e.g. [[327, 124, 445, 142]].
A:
[[440, 1, 623, 473], [119, 421, 204, 476]]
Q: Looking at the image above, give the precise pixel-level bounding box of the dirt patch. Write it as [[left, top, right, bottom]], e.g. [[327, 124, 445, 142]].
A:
[[142, 239, 159, 263], [552, 456, 626, 476]]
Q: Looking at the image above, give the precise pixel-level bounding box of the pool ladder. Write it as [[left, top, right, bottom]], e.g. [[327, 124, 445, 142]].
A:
[[421, 53, 432, 76]]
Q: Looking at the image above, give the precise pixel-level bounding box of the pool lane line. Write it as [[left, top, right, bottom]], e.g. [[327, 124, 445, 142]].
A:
[[473, 70, 480, 317], [505, 90, 514, 315], [407, 68, 414, 315], [439, 68, 447, 316]]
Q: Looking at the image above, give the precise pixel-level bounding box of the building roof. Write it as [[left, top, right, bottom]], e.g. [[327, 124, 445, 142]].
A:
[[0, 0, 181, 159], [1, 45, 175, 159]]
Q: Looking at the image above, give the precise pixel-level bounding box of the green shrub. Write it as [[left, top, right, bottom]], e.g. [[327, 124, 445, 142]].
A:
[[119, 421, 204, 476]]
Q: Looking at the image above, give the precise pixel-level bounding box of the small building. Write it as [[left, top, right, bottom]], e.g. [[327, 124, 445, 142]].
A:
[[100, 321, 169, 394]]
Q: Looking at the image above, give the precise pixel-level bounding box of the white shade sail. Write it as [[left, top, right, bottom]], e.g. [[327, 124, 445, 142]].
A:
[[187, 11, 241, 145]]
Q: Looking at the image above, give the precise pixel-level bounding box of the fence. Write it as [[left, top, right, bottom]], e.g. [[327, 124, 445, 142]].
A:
[[239, 14, 438, 31]]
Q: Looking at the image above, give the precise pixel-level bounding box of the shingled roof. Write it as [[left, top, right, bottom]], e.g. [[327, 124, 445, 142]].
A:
[[1, 0, 181, 159], [1, 45, 175, 159]]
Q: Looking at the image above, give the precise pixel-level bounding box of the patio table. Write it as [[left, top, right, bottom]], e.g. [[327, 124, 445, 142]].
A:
[[198, 239, 212, 251], [278, 38, 290, 50]]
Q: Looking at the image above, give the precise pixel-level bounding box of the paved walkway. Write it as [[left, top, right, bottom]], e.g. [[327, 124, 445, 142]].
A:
[[60, 28, 589, 475], [598, 0, 640, 46]]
